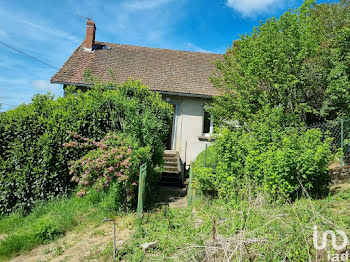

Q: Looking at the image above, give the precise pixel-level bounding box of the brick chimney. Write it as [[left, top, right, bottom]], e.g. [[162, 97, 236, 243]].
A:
[[84, 20, 96, 51]]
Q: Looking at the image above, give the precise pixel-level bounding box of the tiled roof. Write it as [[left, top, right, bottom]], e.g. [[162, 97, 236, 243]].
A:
[[51, 42, 222, 97]]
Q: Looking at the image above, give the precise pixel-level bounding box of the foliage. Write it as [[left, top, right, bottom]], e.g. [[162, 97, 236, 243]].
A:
[[191, 145, 219, 195], [66, 132, 151, 207], [193, 108, 332, 199], [0, 80, 172, 214], [210, 0, 350, 125], [246, 128, 332, 199]]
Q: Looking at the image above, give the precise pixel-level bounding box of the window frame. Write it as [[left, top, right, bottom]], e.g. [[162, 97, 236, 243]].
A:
[[202, 107, 214, 137]]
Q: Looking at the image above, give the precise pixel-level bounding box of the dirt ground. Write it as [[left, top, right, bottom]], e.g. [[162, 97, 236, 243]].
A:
[[156, 182, 188, 209]]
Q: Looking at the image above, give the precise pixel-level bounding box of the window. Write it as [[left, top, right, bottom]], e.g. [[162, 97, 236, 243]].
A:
[[203, 109, 213, 136]]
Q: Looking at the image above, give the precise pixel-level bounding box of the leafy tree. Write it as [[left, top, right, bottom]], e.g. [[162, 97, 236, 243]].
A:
[[211, 0, 350, 125]]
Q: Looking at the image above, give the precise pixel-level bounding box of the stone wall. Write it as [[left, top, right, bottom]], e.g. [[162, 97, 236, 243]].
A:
[[329, 165, 350, 184]]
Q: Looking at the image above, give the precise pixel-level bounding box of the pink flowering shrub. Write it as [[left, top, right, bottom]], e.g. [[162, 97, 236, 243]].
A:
[[65, 132, 151, 205]]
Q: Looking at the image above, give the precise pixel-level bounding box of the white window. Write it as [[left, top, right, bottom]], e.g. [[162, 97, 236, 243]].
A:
[[203, 109, 213, 136]]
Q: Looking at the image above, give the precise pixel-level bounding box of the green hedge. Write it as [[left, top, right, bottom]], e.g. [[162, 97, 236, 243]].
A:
[[0, 80, 172, 214]]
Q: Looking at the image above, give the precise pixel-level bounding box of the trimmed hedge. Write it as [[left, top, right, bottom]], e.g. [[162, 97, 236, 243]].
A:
[[0, 80, 172, 214]]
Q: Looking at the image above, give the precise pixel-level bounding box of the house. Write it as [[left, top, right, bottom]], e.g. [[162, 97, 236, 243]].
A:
[[51, 20, 222, 179]]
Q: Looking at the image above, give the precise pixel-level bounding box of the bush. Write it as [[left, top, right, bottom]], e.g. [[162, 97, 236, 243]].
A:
[[193, 108, 332, 200], [246, 129, 332, 199], [66, 132, 152, 208], [0, 80, 172, 214], [192, 145, 219, 196]]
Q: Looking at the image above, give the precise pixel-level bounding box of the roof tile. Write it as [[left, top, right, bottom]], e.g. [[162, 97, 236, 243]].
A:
[[51, 42, 222, 97]]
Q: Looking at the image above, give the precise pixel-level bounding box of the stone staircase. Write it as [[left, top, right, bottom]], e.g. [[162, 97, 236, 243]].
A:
[[160, 150, 184, 186]]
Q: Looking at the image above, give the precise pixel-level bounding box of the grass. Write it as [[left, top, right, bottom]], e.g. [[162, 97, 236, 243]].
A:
[[118, 184, 350, 261], [0, 186, 125, 260], [1, 182, 350, 261]]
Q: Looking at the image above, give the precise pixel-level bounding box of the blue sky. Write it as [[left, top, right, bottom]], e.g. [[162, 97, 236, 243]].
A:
[[0, 0, 305, 111]]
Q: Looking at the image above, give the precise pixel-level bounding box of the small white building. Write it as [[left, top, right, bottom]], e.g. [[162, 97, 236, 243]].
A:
[[51, 20, 222, 174]]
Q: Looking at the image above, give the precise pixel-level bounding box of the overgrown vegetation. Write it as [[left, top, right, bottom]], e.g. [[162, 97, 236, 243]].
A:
[[211, 0, 350, 125], [119, 185, 350, 261], [193, 108, 333, 200], [0, 80, 172, 215], [1, 0, 349, 260], [4, 184, 350, 261]]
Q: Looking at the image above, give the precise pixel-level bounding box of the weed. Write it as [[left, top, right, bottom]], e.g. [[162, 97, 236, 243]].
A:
[[90, 229, 106, 237], [42, 247, 52, 255], [119, 185, 350, 261], [53, 245, 64, 257]]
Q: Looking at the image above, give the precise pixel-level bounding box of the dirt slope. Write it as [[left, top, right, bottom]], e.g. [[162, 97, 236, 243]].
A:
[[10, 219, 133, 262]]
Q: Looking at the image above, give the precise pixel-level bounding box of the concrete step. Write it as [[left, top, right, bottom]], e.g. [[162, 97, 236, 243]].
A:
[[163, 152, 177, 158], [164, 166, 179, 172], [162, 171, 180, 177], [160, 171, 180, 186], [164, 161, 177, 167], [164, 155, 176, 160], [164, 157, 177, 162], [161, 150, 182, 185]]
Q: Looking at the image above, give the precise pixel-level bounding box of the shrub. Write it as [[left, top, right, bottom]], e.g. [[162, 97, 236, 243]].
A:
[[193, 108, 332, 200], [0, 80, 172, 214], [66, 132, 152, 208], [192, 145, 219, 196], [245, 129, 332, 199]]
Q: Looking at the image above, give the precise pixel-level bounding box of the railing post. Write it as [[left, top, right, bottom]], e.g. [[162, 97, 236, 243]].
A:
[[188, 163, 193, 208], [341, 119, 344, 167], [204, 143, 208, 168], [137, 163, 147, 219], [184, 140, 187, 168]]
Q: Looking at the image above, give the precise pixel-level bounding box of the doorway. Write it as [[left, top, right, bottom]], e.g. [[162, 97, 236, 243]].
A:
[[166, 103, 178, 150]]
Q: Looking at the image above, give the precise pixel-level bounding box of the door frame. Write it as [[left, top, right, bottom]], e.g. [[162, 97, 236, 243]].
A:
[[169, 102, 178, 150]]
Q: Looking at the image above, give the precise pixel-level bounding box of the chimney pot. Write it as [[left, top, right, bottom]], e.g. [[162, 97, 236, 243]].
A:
[[84, 20, 96, 51]]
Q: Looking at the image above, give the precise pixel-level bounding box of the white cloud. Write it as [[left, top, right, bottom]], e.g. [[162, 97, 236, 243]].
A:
[[185, 42, 211, 53], [226, 0, 288, 17], [0, 8, 79, 44], [96, 0, 185, 47], [31, 80, 60, 91], [123, 0, 174, 10]]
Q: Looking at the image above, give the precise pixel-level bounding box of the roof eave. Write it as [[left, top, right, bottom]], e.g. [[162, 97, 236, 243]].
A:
[[156, 90, 213, 98], [50, 80, 93, 87], [51, 81, 215, 98]]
